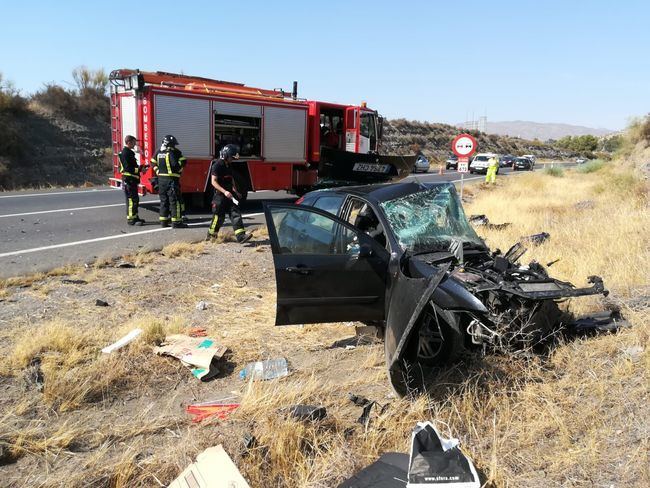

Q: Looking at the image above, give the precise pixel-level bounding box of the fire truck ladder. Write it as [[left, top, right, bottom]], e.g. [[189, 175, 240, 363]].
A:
[[109, 88, 122, 188]]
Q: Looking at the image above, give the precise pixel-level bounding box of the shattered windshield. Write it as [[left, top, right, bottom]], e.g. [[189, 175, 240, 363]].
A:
[[380, 186, 485, 253]]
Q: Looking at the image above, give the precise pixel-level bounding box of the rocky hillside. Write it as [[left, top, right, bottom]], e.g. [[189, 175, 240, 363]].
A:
[[382, 118, 571, 162], [485, 120, 614, 140]]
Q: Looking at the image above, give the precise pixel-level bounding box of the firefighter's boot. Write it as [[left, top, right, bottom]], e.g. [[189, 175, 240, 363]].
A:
[[172, 222, 188, 229], [237, 232, 252, 244]]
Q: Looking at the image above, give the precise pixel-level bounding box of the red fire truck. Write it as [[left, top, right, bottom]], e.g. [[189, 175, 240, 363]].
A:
[[108, 69, 413, 203]]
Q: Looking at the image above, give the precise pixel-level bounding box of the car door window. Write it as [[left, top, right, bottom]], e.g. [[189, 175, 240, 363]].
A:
[[313, 195, 344, 217], [270, 207, 359, 255]]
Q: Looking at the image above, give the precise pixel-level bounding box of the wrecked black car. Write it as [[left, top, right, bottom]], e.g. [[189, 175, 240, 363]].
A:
[[263, 182, 607, 396]]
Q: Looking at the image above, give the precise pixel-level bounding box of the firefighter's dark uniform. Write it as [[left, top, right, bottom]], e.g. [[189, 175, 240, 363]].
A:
[[208, 158, 246, 239], [118, 146, 142, 224], [151, 148, 187, 226]]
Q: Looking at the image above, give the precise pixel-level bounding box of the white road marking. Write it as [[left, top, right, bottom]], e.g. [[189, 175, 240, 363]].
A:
[[0, 188, 117, 199], [0, 212, 265, 258], [0, 200, 160, 219], [1, 203, 121, 218]]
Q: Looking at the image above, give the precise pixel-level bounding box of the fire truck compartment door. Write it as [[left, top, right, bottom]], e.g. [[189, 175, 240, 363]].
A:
[[213, 101, 262, 118], [263, 106, 307, 162], [120, 95, 138, 163], [154, 94, 211, 158]]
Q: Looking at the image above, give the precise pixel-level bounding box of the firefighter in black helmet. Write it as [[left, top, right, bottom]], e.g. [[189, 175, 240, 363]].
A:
[[119, 135, 145, 226], [206, 144, 252, 243], [150, 135, 187, 228]]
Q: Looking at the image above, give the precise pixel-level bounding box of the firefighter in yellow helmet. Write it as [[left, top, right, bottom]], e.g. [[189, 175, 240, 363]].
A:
[[485, 155, 498, 184]]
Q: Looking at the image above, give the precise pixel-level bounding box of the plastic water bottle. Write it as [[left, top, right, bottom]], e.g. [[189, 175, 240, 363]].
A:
[[239, 358, 289, 381]]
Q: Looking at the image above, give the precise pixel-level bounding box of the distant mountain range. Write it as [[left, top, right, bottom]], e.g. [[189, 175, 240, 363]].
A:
[[462, 121, 615, 141]]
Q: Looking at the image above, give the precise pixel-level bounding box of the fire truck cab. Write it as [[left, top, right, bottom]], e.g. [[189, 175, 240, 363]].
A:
[[109, 70, 399, 203]]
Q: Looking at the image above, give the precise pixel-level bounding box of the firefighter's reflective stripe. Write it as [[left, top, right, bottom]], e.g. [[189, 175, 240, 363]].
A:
[[159, 216, 170, 221], [165, 153, 172, 175], [127, 198, 135, 219], [121, 172, 138, 178], [209, 215, 220, 235], [157, 173, 181, 177], [234, 228, 245, 235]]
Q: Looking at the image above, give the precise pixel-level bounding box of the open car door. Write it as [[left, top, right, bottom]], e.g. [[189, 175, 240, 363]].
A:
[[264, 203, 390, 325]]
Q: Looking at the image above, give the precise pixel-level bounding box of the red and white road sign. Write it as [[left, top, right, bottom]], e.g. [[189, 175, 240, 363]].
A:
[[451, 133, 478, 158], [457, 156, 469, 173]]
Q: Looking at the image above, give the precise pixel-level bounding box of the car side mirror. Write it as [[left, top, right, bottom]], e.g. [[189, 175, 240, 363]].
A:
[[358, 243, 373, 258]]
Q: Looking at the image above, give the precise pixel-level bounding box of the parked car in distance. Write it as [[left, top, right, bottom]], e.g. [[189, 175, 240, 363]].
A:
[[469, 153, 499, 174], [413, 154, 430, 173], [499, 154, 515, 167], [522, 154, 537, 165], [576, 157, 588, 164], [513, 157, 534, 171], [446, 155, 458, 170], [262, 181, 607, 396]]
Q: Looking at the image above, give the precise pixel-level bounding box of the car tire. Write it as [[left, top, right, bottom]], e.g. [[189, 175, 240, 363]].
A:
[[387, 304, 464, 397]]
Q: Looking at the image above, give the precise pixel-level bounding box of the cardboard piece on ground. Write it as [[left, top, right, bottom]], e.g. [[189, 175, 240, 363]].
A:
[[169, 445, 250, 488], [154, 334, 228, 381], [101, 328, 143, 354]]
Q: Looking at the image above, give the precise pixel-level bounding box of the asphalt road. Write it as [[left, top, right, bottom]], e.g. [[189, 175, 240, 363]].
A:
[[0, 166, 531, 278]]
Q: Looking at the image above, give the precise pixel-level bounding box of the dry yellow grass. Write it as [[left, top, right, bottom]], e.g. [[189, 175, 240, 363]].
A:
[[465, 164, 649, 314], [0, 152, 647, 487]]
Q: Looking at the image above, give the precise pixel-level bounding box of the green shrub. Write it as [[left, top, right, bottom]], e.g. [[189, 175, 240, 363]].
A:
[[544, 166, 564, 177], [576, 159, 606, 173]]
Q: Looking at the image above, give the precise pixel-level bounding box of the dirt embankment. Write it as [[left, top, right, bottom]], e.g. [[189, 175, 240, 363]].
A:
[[0, 102, 111, 190], [0, 156, 648, 487]]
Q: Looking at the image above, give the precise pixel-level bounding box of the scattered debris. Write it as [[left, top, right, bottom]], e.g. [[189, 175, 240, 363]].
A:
[[211, 283, 222, 289], [242, 433, 257, 452], [568, 311, 629, 335], [22, 357, 44, 392], [621, 345, 644, 363], [338, 452, 409, 488], [407, 422, 480, 487], [468, 214, 511, 230], [521, 232, 550, 245], [169, 445, 250, 488], [345, 345, 356, 351], [196, 300, 209, 311], [154, 335, 228, 381], [186, 326, 208, 338], [285, 405, 327, 422], [186, 401, 240, 423], [116, 261, 135, 269], [95, 299, 109, 307], [349, 393, 389, 427], [61, 279, 87, 285], [239, 357, 289, 381], [101, 328, 143, 354]]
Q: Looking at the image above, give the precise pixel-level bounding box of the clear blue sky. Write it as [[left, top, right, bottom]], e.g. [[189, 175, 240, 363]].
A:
[[1, 0, 647, 130]]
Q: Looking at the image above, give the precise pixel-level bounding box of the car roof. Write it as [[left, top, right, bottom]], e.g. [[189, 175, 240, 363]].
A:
[[306, 181, 454, 204]]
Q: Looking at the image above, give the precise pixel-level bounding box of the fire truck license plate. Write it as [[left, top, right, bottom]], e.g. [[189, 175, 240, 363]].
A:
[[353, 163, 390, 173]]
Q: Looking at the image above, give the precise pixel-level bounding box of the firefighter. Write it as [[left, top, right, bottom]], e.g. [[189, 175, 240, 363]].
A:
[[119, 135, 145, 226], [150, 135, 187, 228], [206, 144, 252, 243], [486, 155, 498, 184]]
